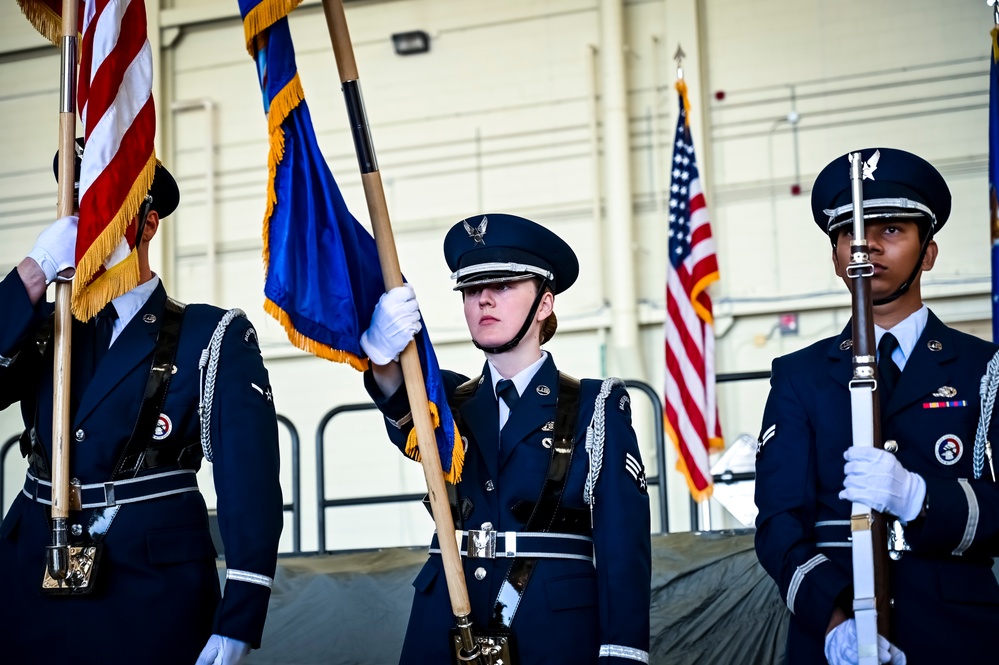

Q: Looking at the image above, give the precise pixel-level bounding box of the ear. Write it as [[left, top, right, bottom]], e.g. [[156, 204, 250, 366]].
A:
[[921, 239, 938, 272], [141, 209, 160, 244], [536, 290, 554, 321]]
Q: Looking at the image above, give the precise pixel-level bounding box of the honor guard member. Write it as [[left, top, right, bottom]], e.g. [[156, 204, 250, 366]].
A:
[[0, 141, 283, 665], [754, 148, 999, 664], [362, 214, 652, 664]]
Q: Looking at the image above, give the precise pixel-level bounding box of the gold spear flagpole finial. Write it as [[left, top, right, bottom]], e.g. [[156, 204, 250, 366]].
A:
[[674, 44, 686, 80], [991, 0, 999, 25]]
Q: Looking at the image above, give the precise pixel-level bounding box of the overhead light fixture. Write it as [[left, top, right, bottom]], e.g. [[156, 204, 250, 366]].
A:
[[391, 30, 431, 56]]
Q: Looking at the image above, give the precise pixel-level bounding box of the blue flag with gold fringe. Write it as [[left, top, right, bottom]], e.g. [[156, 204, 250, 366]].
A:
[[990, 25, 999, 342], [239, 0, 463, 482]]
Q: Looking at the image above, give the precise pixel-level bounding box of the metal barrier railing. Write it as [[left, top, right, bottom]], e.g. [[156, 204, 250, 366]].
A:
[[2, 370, 772, 550], [276, 414, 302, 554], [315, 379, 682, 552], [623, 380, 669, 533]]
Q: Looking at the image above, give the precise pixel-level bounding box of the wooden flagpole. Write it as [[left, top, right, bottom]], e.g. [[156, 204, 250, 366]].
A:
[[46, 0, 80, 581], [319, 1, 482, 660]]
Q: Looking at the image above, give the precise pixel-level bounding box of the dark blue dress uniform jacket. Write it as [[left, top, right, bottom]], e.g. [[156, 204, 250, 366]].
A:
[[0, 268, 283, 665], [366, 354, 651, 664], [755, 311, 999, 664]]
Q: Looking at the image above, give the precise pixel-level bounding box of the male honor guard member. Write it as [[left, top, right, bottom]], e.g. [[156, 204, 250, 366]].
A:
[[362, 214, 652, 664], [0, 142, 283, 665], [754, 147, 999, 664]]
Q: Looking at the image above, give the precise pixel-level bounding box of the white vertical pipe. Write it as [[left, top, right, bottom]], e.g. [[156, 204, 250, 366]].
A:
[[599, 0, 644, 381], [586, 44, 609, 376], [170, 99, 217, 303]]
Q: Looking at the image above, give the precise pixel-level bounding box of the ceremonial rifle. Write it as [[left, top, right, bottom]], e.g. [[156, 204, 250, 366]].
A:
[[46, 0, 81, 584], [318, 2, 487, 662], [846, 153, 892, 664]]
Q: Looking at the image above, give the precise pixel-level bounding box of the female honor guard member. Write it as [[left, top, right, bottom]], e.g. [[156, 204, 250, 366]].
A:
[[754, 148, 999, 664], [0, 146, 283, 665], [362, 214, 651, 664]]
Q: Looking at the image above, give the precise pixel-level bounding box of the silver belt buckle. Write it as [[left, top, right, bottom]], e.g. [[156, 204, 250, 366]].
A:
[[466, 529, 497, 559]]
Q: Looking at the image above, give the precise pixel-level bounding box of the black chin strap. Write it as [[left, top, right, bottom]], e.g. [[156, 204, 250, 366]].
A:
[[872, 231, 932, 307], [135, 196, 153, 247], [471, 280, 549, 354]]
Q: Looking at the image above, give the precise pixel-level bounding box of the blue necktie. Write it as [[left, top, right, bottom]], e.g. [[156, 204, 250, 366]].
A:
[[93, 302, 118, 367], [878, 332, 901, 406], [496, 379, 520, 411]]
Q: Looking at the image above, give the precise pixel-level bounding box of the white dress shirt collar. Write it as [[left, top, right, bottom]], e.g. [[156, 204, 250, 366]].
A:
[[488, 351, 548, 430], [108, 274, 160, 345], [874, 304, 928, 372]]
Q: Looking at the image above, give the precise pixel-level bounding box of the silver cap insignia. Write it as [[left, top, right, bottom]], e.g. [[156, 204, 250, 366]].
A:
[[463, 216, 488, 246]]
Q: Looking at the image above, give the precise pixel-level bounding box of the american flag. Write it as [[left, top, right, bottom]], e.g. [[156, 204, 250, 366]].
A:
[[18, 0, 157, 320], [664, 80, 723, 501]]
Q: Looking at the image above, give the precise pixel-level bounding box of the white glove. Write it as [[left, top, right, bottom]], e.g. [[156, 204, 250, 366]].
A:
[[839, 446, 926, 523], [824, 618, 906, 664], [27, 215, 78, 284], [361, 285, 422, 365], [194, 634, 251, 665]]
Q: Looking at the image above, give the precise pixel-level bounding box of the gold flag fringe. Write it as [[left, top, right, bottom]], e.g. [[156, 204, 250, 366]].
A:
[[247, 6, 464, 485], [665, 417, 715, 503], [72, 151, 156, 321], [16, 0, 63, 46], [404, 401, 465, 485], [261, 73, 306, 271], [263, 298, 369, 371], [242, 0, 304, 54], [675, 79, 693, 128]]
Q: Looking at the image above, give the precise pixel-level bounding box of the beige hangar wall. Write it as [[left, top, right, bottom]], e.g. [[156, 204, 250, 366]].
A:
[[0, 0, 993, 548]]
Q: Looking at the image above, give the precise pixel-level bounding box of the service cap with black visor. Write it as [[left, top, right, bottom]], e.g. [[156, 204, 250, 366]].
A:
[[444, 213, 579, 354], [811, 147, 951, 306]]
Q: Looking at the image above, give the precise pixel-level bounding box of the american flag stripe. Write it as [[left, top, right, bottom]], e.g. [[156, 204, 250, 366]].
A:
[[72, 0, 156, 320], [664, 82, 722, 501]]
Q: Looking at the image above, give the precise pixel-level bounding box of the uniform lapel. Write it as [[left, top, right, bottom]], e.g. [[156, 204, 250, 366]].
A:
[[499, 355, 558, 470], [884, 312, 955, 419], [74, 285, 166, 424], [459, 364, 500, 482], [828, 323, 853, 389]]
